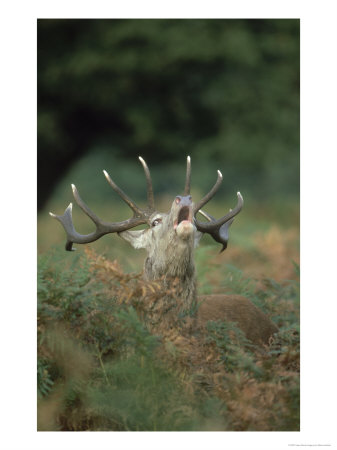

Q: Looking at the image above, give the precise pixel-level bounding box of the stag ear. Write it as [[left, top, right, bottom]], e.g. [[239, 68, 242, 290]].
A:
[[118, 229, 151, 249]]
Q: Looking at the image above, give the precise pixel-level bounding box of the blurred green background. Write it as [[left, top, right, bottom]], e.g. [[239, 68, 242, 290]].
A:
[[38, 19, 299, 267]]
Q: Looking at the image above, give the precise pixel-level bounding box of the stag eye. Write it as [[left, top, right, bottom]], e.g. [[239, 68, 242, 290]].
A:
[[151, 218, 162, 227]]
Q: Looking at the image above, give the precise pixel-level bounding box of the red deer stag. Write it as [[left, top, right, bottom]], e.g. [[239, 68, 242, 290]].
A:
[[50, 157, 278, 345]]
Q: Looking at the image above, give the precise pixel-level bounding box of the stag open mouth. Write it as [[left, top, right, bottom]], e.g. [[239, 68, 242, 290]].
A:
[[174, 205, 193, 230]]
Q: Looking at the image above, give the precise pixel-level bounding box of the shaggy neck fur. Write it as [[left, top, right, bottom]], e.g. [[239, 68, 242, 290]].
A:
[[143, 231, 197, 313]]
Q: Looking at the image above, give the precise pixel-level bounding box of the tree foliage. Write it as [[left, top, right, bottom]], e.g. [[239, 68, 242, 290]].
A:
[[38, 19, 299, 208]]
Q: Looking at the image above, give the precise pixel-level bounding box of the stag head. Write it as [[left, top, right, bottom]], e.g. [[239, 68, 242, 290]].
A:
[[50, 156, 243, 272]]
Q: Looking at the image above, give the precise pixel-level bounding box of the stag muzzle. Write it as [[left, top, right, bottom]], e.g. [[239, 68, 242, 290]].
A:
[[173, 195, 195, 238]]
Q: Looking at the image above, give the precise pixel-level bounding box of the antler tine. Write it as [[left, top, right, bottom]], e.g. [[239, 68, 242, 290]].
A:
[[138, 156, 155, 210], [183, 155, 191, 195], [195, 191, 243, 230], [194, 192, 243, 252], [198, 209, 214, 222], [103, 170, 144, 217], [49, 178, 150, 251], [193, 170, 223, 214], [71, 183, 103, 224], [49, 195, 109, 251]]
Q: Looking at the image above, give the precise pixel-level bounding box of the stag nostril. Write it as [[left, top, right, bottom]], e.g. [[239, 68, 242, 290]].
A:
[[175, 196, 181, 204], [188, 195, 192, 201]]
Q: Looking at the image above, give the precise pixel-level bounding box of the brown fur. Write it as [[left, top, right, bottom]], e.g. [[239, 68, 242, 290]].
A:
[[197, 295, 278, 346]]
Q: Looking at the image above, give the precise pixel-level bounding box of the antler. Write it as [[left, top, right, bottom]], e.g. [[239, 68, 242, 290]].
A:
[[193, 169, 223, 214], [183, 155, 191, 195], [49, 157, 156, 251], [192, 162, 243, 252], [196, 196, 242, 252]]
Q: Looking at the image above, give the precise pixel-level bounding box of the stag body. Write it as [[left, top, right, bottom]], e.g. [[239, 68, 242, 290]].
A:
[[50, 157, 278, 345]]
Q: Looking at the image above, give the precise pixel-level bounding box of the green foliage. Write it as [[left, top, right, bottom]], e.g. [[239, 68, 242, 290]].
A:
[[204, 289, 299, 431], [220, 264, 256, 297], [194, 246, 215, 294], [206, 320, 261, 376], [37, 248, 224, 430], [37, 358, 54, 398], [87, 356, 218, 431], [37, 246, 299, 431], [113, 307, 159, 357], [254, 276, 300, 329], [195, 247, 299, 330], [195, 250, 256, 297], [38, 19, 299, 209]]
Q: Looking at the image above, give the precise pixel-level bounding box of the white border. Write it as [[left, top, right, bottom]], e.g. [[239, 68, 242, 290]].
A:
[[1, 1, 337, 449]]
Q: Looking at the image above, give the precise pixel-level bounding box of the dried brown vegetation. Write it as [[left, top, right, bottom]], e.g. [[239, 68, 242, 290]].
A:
[[224, 226, 300, 281], [37, 244, 299, 431]]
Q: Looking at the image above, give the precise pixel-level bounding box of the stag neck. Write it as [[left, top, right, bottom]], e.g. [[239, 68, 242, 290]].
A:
[[143, 251, 197, 314]]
